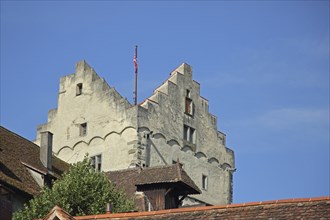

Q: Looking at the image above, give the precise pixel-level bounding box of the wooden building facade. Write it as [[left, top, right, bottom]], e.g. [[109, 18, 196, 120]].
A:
[[107, 162, 201, 211]]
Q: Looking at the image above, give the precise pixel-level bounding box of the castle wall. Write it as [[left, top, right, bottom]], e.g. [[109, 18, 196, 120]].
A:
[[35, 61, 138, 170], [137, 63, 235, 205], [35, 60, 235, 206]]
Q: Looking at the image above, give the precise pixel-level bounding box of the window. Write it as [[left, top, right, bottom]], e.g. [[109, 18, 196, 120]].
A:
[[183, 125, 188, 141], [185, 90, 194, 116], [186, 89, 190, 97], [76, 83, 83, 96], [183, 125, 195, 144], [80, 123, 87, 136], [202, 175, 208, 190], [91, 154, 102, 172], [185, 97, 193, 114], [189, 127, 195, 143]]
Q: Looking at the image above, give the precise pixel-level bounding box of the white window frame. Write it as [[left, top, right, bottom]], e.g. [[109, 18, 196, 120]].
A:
[[185, 89, 194, 116], [91, 154, 102, 172], [183, 125, 195, 144]]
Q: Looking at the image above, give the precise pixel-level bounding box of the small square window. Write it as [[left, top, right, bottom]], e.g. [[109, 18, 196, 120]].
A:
[[80, 123, 87, 136], [202, 175, 208, 190], [76, 83, 83, 96]]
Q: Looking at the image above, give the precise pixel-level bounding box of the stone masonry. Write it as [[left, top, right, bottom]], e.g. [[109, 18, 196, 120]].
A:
[[35, 60, 235, 206]]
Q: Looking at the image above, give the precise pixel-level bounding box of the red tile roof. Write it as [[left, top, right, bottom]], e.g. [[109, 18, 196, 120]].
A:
[[74, 196, 330, 219], [42, 205, 75, 220]]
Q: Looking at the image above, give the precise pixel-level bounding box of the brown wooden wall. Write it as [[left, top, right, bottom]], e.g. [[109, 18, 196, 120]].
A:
[[142, 187, 167, 211]]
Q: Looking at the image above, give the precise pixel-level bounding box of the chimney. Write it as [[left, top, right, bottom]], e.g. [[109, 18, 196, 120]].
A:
[[105, 203, 112, 213], [40, 131, 53, 171]]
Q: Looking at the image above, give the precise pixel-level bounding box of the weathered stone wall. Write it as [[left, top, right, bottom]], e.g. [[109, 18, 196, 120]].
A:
[[35, 61, 138, 170], [137, 63, 235, 205], [35, 60, 235, 205]]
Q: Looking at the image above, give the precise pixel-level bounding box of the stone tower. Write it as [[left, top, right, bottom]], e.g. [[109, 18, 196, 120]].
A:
[[35, 60, 235, 206]]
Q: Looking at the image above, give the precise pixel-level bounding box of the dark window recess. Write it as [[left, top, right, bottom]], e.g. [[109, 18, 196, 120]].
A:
[[183, 125, 189, 141], [186, 89, 191, 97], [80, 123, 87, 136], [202, 175, 208, 190], [76, 83, 83, 96], [189, 127, 195, 143]]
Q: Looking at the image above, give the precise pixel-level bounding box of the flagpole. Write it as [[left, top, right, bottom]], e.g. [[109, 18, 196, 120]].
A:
[[134, 45, 138, 105]]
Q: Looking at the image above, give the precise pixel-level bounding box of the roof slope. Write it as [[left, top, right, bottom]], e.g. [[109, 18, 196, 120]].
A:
[[106, 163, 201, 198], [136, 164, 201, 194], [0, 126, 69, 196], [42, 205, 75, 220], [73, 197, 330, 220], [106, 168, 141, 199]]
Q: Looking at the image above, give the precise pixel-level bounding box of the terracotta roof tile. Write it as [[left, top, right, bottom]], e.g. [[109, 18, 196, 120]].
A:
[[73, 196, 330, 219], [43, 205, 75, 220]]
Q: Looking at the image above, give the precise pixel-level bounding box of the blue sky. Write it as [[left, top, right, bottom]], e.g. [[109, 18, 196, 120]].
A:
[[1, 1, 329, 204]]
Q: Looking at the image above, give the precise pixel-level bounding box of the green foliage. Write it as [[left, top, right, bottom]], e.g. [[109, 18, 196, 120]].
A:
[[13, 157, 134, 220]]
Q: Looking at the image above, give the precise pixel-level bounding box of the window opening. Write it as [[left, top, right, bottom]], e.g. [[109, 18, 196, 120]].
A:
[[183, 125, 188, 141], [185, 97, 193, 115], [91, 154, 102, 172], [183, 125, 195, 144], [185, 89, 194, 116], [186, 89, 191, 97], [76, 83, 83, 96], [80, 123, 87, 136], [202, 175, 208, 190], [189, 127, 195, 143]]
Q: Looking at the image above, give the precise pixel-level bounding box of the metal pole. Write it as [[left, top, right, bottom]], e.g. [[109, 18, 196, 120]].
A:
[[134, 45, 138, 105]]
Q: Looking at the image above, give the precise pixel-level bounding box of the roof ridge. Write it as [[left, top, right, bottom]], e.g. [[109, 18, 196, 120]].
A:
[[106, 167, 141, 173], [0, 126, 34, 143]]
